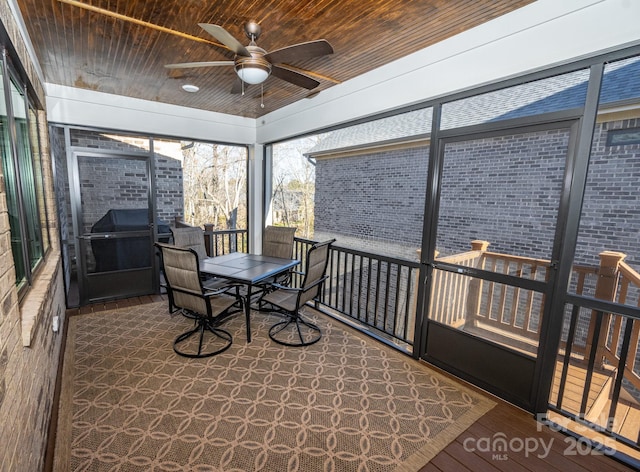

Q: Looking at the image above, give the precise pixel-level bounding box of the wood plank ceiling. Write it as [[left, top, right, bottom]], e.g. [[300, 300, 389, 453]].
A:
[[16, 0, 533, 119]]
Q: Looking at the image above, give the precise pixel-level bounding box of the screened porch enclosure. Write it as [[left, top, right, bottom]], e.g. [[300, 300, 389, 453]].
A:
[[49, 47, 640, 466], [266, 49, 640, 463], [51, 127, 247, 306]]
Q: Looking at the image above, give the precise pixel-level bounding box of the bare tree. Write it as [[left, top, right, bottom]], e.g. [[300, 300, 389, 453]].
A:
[[272, 136, 320, 238], [182, 142, 247, 229]]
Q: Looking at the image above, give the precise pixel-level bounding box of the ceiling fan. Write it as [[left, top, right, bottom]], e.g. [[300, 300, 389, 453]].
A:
[[165, 21, 334, 94]]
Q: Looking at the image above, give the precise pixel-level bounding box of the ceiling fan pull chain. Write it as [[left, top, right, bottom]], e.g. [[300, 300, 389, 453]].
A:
[[261, 84, 265, 108], [241, 65, 245, 96]]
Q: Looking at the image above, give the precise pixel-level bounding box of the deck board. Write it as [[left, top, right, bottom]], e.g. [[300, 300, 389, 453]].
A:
[[551, 360, 614, 416], [429, 450, 472, 472], [617, 403, 640, 440], [420, 372, 636, 472]]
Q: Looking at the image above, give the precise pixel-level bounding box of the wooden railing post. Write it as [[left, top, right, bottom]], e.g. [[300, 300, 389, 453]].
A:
[[465, 240, 490, 329], [587, 251, 626, 367], [204, 223, 214, 256], [470, 240, 490, 252]]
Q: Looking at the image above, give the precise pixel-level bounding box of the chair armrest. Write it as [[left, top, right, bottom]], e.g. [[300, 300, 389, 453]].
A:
[[269, 275, 328, 293], [203, 283, 242, 297], [301, 275, 328, 291], [268, 282, 302, 292]]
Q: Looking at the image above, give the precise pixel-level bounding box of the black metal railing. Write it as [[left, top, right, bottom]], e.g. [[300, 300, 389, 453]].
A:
[[294, 237, 419, 350], [199, 231, 419, 350], [202, 228, 640, 457], [549, 300, 640, 457], [546, 252, 640, 457], [203, 228, 248, 256]]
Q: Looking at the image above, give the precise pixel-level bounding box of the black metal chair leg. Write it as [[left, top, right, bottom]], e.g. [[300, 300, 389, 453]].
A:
[[173, 316, 233, 358], [268, 312, 321, 347]]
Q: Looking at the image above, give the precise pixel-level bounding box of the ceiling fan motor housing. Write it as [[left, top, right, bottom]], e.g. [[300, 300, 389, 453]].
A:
[[244, 21, 262, 41]]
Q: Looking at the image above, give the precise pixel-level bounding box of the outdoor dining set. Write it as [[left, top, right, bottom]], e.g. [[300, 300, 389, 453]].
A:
[[156, 225, 335, 357]]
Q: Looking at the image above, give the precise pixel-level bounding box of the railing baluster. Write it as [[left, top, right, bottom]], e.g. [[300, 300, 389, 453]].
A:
[[335, 251, 344, 312], [498, 260, 509, 325], [609, 313, 624, 361], [580, 310, 605, 416], [555, 304, 581, 411], [451, 271, 459, 326], [404, 266, 413, 340], [342, 252, 348, 315], [358, 254, 364, 321], [365, 257, 372, 325], [607, 316, 635, 432], [524, 263, 536, 332], [384, 261, 391, 332], [442, 270, 450, 324], [570, 270, 590, 357], [327, 248, 335, 306], [373, 259, 381, 325], [486, 257, 497, 322], [394, 263, 402, 336], [511, 262, 523, 330], [429, 266, 439, 323]]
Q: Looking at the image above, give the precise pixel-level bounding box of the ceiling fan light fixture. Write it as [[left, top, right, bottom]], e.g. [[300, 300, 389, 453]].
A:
[[235, 54, 271, 85], [237, 66, 269, 84]]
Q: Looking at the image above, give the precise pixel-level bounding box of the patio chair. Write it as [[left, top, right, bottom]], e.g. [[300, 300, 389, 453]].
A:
[[258, 225, 297, 291], [260, 238, 335, 346], [172, 226, 208, 259], [171, 225, 234, 287], [263, 225, 297, 259], [156, 242, 243, 358]]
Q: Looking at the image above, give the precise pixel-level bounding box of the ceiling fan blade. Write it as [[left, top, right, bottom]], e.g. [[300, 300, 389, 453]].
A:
[[198, 24, 251, 57], [271, 65, 320, 90], [265, 40, 333, 65], [230, 78, 244, 95], [164, 61, 234, 69]]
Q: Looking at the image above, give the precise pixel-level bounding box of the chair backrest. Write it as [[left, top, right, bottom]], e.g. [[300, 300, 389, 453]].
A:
[[299, 239, 335, 306], [156, 243, 208, 315], [172, 226, 208, 260], [263, 226, 296, 259]]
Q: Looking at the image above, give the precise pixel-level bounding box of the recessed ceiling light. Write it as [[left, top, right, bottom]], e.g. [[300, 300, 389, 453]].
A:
[[182, 84, 199, 93]]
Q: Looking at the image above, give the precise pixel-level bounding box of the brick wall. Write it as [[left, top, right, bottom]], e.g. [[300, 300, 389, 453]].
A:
[[50, 126, 71, 289], [68, 129, 183, 226], [314, 120, 640, 271], [314, 145, 428, 260], [77, 155, 151, 233], [0, 3, 67, 471], [577, 118, 640, 268], [437, 127, 567, 261], [155, 154, 184, 226]]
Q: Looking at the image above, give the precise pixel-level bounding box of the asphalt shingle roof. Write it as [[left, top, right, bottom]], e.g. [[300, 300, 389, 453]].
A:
[[307, 57, 640, 156]]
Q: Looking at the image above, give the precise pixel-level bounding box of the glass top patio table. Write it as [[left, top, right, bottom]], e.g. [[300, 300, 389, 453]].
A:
[[200, 252, 300, 342]]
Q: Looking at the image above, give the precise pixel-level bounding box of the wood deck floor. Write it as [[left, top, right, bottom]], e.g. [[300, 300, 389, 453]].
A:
[[62, 295, 637, 472]]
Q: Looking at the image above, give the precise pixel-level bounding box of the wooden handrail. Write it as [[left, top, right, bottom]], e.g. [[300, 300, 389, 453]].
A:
[[436, 250, 484, 265], [619, 261, 640, 288], [483, 251, 551, 266]]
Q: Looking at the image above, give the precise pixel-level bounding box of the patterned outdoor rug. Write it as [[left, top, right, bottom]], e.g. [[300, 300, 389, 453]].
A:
[[54, 302, 495, 471]]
